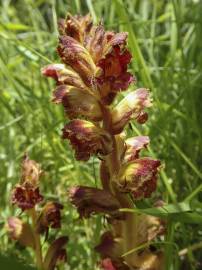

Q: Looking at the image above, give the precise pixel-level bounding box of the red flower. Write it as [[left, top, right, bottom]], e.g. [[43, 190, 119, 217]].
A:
[[97, 46, 134, 104]]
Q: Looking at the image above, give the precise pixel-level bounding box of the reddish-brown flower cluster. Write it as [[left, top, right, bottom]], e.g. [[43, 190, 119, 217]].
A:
[[42, 13, 163, 270], [8, 154, 67, 270], [11, 154, 43, 210]]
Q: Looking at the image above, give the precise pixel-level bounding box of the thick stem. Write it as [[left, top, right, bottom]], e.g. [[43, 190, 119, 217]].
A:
[[101, 103, 139, 267], [29, 208, 43, 270]]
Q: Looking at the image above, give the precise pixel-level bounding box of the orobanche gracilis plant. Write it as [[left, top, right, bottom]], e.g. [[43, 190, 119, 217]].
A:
[[42, 13, 165, 270], [7, 154, 68, 270]]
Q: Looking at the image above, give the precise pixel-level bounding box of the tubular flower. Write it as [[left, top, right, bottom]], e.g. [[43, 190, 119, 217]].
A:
[[52, 85, 102, 120], [36, 202, 63, 234], [69, 186, 121, 218], [62, 120, 113, 161], [41, 64, 87, 89], [111, 88, 152, 134], [116, 158, 161, 199]]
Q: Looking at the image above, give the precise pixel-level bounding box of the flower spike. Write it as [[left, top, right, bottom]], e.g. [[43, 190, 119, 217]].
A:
[[42, 12, 163, 270]]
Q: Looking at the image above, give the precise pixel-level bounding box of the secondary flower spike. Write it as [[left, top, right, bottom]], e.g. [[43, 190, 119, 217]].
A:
[[11, 154, 43, 210]]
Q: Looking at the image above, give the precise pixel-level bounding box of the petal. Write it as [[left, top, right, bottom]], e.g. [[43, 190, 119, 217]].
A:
[[68, 186, 121, 218], [41, 64, 86, 89], [52, 85, 102, 121], [116, 158, 161, 199], [124, 136, 150, 162], [57, 36, 96, 85], [111, 88, 152, 134], [62, 120, 113, 161]]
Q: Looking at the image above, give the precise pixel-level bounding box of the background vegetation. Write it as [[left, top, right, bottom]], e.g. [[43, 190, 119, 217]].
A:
[[0, 0, 202, 269]]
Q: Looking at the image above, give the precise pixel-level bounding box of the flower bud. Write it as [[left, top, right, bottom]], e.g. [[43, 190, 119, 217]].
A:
[[6, 217, 35, 248], [36, 202, 63, 234], [21, 153, 42, 186], [68, 186, 121, 218], [57, 36, 96, 85], [59, 14, 93, 43], [62, 120, 113, 161], [111, 89, 152, 134], [116, 158, 161, 199]]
